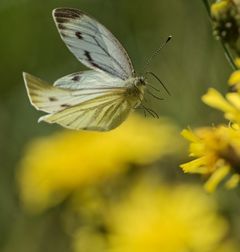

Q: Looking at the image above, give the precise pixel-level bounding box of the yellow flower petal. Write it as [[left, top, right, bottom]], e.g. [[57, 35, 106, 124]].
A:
[[202, 88, 234, 113], [211, 1, 229, 19], [204, 165, 230, 192], [189, 141, 206, 157], [181, 129, 199, 142], [225, 174, 240, 189], [232, 123, 240, 130], [228, 70, 240, 86], [234, 58, 240, 69], [180, 157, 210, 174], [226, 93, 240, 110]]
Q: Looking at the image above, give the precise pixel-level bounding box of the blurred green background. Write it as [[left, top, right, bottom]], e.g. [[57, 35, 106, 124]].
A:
[[0, 0, 238, 252]]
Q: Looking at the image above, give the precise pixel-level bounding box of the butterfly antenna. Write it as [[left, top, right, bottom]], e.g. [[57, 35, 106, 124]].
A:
[[143, 35, 172, 72], [141, 104, 159, 118], [146, 71, 171, 96], [137, 106, 147, 117], [147, 84, 161, 92], [147, 90, 164, 100], [143, 108, 147, 117]]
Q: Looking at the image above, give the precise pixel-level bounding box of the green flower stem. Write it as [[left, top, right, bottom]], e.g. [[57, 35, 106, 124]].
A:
[[201, 0, 237, 70], [202, 0, 211, 18], [222, 43, 238, 70]]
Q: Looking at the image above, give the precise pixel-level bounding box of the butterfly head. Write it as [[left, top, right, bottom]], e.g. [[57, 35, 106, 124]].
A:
[[134, 76, 146, 87]]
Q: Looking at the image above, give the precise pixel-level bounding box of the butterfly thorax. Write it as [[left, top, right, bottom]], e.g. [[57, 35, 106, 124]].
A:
[[124, 76, 145, 108]]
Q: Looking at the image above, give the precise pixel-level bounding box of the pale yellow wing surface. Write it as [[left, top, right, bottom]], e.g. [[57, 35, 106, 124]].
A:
[[23, 72, 84, 113], [39, 94, 131, 131], [23, 72, 131, 131]]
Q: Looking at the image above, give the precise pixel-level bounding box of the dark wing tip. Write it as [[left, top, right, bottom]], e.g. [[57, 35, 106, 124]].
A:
[[52, 8, 84, 20]]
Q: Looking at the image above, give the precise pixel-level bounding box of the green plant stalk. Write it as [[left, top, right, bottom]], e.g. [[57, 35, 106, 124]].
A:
[[201, 0, 237, 70], [202, 0, 211, 17], [222, 43, 238, 70]]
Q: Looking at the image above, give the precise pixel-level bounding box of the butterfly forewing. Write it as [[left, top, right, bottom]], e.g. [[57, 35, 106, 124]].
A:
[[53, 8, 134, 80]]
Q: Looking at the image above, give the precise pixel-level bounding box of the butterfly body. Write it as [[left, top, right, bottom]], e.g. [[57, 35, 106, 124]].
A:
[[23, 8, 148, 131], [124, 76, 145, 108]]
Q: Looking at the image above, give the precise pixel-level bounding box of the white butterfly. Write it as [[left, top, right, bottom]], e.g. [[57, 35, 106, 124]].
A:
[[23, 7, 147, 131]]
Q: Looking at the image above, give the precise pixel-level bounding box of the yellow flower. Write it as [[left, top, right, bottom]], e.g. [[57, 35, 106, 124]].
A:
[[211, 0, 240, 54], [202, 88, 240, 123], [73, 179, 233, 252], [73, 227, 107, 252], [17, 114, 182, 213], [228, 69, 240, 92], [180, 125, 240, 192], [234, 57, 240, 68], [211, 0, 230, 19]]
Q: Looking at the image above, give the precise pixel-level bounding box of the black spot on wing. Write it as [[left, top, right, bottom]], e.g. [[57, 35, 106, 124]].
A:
[[61, 104, 71, 108], [84, 51, 92, 61], [71, 75, 81, 81], [84, 51, 101, 69], [92, 62, 102, 68], [49, 97, 58, 102], [83, 50, 117, 75], [75, 31, 83, 39]]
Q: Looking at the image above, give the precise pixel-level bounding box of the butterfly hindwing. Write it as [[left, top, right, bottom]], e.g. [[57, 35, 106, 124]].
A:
[[39, 94, 131, 131], [53, 8, 134, 80], [54, 70, 129, 89], [23, 72, 80, 113], [23, 72, 131, 131]]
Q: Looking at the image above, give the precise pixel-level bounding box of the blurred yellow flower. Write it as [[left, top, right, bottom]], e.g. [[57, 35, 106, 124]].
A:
[[211, 0, 230, 19], [73, 179, 232, 252], [17, 114, 182, 213], [228, 69, 240, 92], [234, 57, 240, 67], [211, 0, 240, 54], [180, 125, 240, 192], [73, 227, 107, 252], [202, 88, 240, 123]]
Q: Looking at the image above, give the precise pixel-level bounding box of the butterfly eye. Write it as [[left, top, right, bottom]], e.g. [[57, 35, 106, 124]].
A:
[[139, 77, 145, 85]]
